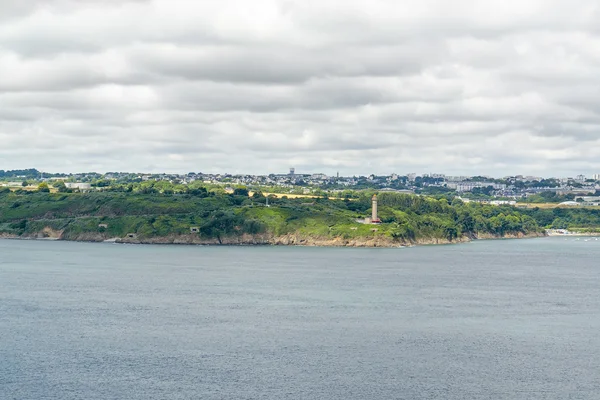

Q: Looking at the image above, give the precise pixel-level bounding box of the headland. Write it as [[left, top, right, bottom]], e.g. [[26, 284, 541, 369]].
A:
[[0, 189, 564, 248]]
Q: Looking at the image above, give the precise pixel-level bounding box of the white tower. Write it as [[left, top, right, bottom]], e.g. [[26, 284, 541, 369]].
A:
[[372, 194, 380, 223]]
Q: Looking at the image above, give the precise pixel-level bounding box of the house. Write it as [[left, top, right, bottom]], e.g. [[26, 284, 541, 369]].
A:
[[575, 196, 600, 206], [490, 200, 517, 206], [65, 182, 92, 191]]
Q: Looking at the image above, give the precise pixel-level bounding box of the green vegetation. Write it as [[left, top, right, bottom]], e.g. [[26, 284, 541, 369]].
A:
[[0, 169, 44, 179], [520, 191, 578, 203], [4, 187, 587, 245], [520, 206, 600, 230]]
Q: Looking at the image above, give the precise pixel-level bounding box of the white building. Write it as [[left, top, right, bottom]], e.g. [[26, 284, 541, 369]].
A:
[[575, 196, 600, 206], [446, 182, 507, 192], [445, 176, 469, 182], [1, 182, 24, 187], [490, 200, 517, 206], [65, 182, 92, 191], [524, 176, 543, 182]]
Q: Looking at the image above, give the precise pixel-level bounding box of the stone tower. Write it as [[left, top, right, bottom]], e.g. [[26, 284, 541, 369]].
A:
[[372, 194, 380, 223]]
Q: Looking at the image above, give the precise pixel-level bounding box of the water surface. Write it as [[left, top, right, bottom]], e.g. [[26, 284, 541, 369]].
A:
[[1, 238, 600, 399]]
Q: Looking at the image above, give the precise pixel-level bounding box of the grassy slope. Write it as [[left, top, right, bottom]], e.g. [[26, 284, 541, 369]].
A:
[[0, 191, 561, 243]]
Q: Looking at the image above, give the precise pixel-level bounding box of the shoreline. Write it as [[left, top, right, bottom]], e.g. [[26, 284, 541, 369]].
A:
[[545, 230, 600, 237], [0, 231, 548, 248]]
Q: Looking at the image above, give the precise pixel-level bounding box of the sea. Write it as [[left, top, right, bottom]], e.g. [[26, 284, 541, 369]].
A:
[[1, 237, 600, 400]]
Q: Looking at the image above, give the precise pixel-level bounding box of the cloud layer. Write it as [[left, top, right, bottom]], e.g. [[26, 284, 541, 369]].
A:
[[1, 0, 600, 176]]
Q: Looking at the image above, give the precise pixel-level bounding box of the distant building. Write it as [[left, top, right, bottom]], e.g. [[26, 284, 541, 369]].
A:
[[490, 200, 517, 206], [289, 168, 295, 176], [379, 188, 414, 194], [558, 201, 580, 207], [555, 188, 594, 195], [65, 182, 92, 191], [445, 176, 469, 182], [524, 176, 542, 182], [446, 182, 506, 192], [575, 196, 600, 206]]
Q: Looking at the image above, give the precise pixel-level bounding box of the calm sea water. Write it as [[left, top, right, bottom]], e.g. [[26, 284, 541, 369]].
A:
[[1, 237, 600, 399]]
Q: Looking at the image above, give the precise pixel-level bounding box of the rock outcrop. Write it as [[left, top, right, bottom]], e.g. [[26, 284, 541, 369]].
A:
[[3, 226, 547, 247]]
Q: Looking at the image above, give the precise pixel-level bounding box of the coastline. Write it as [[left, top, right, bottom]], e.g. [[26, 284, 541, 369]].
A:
[[0, 230, 548, 248], [545, 229, 600, 237]]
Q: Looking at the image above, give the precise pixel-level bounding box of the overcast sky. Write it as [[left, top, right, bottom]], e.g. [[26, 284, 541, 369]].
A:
[[1, 0, 600, 176]]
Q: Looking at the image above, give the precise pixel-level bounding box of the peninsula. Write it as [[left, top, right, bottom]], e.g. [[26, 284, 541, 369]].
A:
[[0, 187, 562, 247], [3, 168, 600, 247]]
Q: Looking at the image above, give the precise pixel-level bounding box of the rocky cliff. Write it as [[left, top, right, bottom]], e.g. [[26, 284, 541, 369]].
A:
[[2, 227, 546, 247]]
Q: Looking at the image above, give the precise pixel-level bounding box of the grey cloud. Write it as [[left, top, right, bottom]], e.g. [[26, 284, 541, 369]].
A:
[[2, 0, 600, 177], [0, 0, 150, 21], [130, 43, 433, 84]]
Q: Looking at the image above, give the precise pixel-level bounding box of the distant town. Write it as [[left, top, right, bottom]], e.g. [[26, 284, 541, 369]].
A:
[[2, 168, 600, 206]]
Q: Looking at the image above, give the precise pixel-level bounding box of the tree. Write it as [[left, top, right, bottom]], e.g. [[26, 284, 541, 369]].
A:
[[232, 187, 249, 197], [37, 182, 50, 193], [444, 225, 459, 241], [551, 218, 569, 229], [188, 186, 208, 197], [21, 181, 28, 187], [54, 181, 68, 193], [92, 179, 111, 188]]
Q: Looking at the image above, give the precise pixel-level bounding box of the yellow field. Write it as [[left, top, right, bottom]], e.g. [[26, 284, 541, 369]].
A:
[[7, 186, 58, 193], [223, 188, 339, 200], [263, 192, 331, 199], [258, 192, 339, 200]]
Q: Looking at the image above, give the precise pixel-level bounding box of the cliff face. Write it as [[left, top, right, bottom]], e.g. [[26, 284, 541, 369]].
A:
[[19, 226, 63, 240], [115, 233, 274, 245], [0, 233, 18, 239], [270, 234, 471, 247], [473, 231, 546, 240], [61, 232, 469, 247], [1, 226, 545, 247]]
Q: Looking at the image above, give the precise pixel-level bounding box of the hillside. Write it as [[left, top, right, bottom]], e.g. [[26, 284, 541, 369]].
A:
[[0, 189, 571, 246]]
